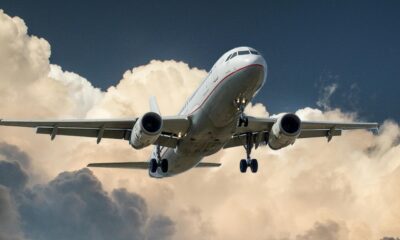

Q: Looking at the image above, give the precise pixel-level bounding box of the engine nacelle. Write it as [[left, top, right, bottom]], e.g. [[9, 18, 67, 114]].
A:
[[130, 112, 162, 149], [268, 113, 301, 150]]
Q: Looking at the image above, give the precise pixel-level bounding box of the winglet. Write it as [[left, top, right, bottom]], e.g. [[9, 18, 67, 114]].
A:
[[149, 96, 161, 115]]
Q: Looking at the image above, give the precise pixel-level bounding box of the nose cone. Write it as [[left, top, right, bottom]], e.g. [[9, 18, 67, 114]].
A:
[[242, 53, 267, 71], [240, 53, 267, 86]]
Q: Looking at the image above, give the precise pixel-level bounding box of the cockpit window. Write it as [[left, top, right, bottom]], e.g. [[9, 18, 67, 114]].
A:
[[225, 54, 232, 62], [226, 50, 260, 62], [238, 50, 250, 55]]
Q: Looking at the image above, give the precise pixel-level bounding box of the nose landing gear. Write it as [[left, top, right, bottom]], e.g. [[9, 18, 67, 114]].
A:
[[235, 98, 249, 127], [239, 132, 258, 173], [150, 145, 168, 174]]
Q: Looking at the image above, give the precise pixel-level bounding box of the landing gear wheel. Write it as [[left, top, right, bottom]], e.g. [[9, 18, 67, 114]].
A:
[[239, 133, 258, 173], [160, 159, 168, 173], [150, 158, 158, 173], [250, 159, 258, 173], [240, 159, 248, 173]]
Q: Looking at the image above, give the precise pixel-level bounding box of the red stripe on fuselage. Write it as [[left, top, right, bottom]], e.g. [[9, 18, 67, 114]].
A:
[[187, 64, 264, 116]]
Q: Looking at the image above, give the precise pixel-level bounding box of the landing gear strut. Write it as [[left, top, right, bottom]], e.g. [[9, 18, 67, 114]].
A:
[[150, 145, 168, 173], [239, 132, 258, 173], [235, 98, 249, 127]]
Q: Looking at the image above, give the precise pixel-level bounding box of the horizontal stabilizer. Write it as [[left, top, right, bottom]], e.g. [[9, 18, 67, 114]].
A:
[[87, 162, 148, 169], [87, 161, 221, 169], [196, 162, 221, 168]]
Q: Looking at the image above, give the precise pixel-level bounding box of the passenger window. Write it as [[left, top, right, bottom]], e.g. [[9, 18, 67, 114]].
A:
[[238, 50, 250, 55], [250, 50, 259, 55]]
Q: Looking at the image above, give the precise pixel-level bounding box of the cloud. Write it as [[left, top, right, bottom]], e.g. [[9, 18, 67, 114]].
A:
[[0, 160, 28, 192], [86, 59, 205, 118], [0, 143, 174, 240], [296, 220, 348, 240], [0, 186, 24, 240], [0, 9, 102, 120], [317, 83, 338, 110], [1, 9, 400, 240], [18, 168, 174, 240], [49, 64, 103, 118]]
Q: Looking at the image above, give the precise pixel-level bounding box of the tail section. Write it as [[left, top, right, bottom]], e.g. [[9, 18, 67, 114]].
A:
[[149, 96, 161, 115]]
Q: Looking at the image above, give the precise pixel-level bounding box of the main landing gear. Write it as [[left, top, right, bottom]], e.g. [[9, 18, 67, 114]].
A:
[[239, 133, 258, 173], [235, 98, 249, 127], [150, 145, 168, 174]]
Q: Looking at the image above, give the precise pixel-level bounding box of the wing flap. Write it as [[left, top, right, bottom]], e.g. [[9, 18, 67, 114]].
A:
[[299, 129, 342, 138], [240, 117, 378, 132], [224, 129, 343, 149], [300, 121, 378, 130], [36, 127, 130, 140], [37, 127, 180, 147]]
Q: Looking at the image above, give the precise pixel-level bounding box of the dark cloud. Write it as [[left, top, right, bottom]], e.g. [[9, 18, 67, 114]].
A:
[[296, 220, 347, 240], [0, 143, 175, 240], [146, 215, 175, 240], [0, 142, 31, 169], [112, 188, 148, 227], [17, 169, 175, 240], [0, 142, 30, 192], [0, 160, 28, 192], [0, 186, 24, 240]]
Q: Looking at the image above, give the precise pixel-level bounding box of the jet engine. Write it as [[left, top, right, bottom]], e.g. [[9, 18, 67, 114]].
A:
[[130, 112, 162, 149], [268, 113, 301, 150]]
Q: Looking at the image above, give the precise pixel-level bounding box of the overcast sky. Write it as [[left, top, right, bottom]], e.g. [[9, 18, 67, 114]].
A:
[[1, 0, 399, 122]]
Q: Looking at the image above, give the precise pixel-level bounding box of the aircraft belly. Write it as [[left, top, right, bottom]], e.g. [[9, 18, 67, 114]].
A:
[[177, 107, 232, 154], [160, 148, 202, 176]]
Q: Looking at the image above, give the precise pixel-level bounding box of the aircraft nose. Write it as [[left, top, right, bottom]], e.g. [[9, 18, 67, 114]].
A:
[[242, 54, 267, 70], [242, 54, 267, 86]]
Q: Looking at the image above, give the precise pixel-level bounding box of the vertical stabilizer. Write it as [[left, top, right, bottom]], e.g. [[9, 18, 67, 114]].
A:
[[149, 96, 161, 115]]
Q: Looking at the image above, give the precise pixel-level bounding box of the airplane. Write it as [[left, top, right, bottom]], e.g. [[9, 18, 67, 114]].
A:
[[0, 46, 378, 178]]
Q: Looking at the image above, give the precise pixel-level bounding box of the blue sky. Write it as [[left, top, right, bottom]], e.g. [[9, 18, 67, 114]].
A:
[[2, 0, 399, 122]]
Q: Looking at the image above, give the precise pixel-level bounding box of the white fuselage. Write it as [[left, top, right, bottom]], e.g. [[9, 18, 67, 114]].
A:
[[150, 47, 267, 178]]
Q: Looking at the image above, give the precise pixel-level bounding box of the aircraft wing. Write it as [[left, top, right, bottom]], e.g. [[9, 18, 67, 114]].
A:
[[0, 116, 190, 147], [224, 116, 378, 149]]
